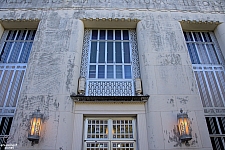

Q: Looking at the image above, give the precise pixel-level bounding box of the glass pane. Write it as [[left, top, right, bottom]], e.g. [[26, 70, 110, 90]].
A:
[[125, 65, 132, 79], [206, 44, 220, 64], [202, 32, 212, 42], [107, 42, 113, 63], [193, 32, 203, 42], [90, 42, 97, 63], [89, 65, 96, 78], [115, 42, 122, 63], [107, 65, 113, 78], [123, 42, 130, 63], [0, 42, 13, 63], [19, 42, 33, 63], [98, 65, 105, 78], [123, 30, 129, 40], [92, 30, 98, 40], [99, 42, 105, 63], [16, 30, 26, 40], [8, 42, 23, 63], [187, 43, 200, 64], [196, 44, 210, 64], [116, 65, 122, 79], [115, 30, 121, 40], [6, 30, 17, 40], [26, 30, 36, 40], [183, 32, 193, 41], [100, 30, 106, 40], [107, 30, 113, 40]]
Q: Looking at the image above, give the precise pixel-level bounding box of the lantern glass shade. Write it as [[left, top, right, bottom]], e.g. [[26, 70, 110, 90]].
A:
[[28, 109, 44, 143], [177, 110, 192, 142]]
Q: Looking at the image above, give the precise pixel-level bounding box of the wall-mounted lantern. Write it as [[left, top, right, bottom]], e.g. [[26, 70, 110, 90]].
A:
[[28, 109, 44, 145], [177, 109, 192, 143]]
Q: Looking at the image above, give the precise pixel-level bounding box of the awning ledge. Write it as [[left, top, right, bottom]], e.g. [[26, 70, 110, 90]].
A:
[[70, 95, 150, 102]]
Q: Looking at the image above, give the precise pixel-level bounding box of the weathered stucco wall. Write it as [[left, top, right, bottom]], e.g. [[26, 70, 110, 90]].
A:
[[0, 1, 224, 150]]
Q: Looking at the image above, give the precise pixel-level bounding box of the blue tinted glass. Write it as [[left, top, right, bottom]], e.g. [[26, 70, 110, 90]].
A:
[[100, 30, 105, 40], [115, 30, 121, 40], [26, 30, 36, 40], [90, 42, 97, 63], [107, 30, 113, 40], [115, 42, 122, 63], [183, 32, 193, 41], [99, 42, 105, 63], [6, 30, 17, 40], [123, 30, 129, 40], [89, 65, 96, 78], [187, 43, 200, 64], [193, 32, 203, 42], [107, 65, 113, 78], [19, 42, 33, 63], [116, 65, 122, 79], [16, 30, 26, 40], [0, 42, 13, 63], [8, 42, 23, 63], [123, 42, 130, 63], [124, 65, 132, 79], [202, 32, 212, 42], [107, 42, 113, 63], [92, 30, 98, 40], [98, 65, 105, 78]]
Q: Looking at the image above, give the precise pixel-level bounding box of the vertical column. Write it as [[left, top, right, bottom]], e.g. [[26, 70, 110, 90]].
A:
[[137, 113, 148, 150], [56, 19, 84, 150], [214, 23, 225, 59], [72, 114, 84, 150], [0, 24, 4, 38]]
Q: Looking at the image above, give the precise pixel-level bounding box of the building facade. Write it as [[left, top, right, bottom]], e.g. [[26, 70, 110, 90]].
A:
[[0, 0, 225, 149]]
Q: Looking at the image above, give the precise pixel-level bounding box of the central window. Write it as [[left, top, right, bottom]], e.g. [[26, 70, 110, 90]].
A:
[[88, 30, 132, 79], [83, 117, 136, 150], [80, 29, 140, 96]]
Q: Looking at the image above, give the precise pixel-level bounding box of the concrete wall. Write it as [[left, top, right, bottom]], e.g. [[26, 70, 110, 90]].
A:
[[0, 1, 225, 150]]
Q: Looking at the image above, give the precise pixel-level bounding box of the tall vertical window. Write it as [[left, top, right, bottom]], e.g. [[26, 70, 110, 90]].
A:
[[0, 30, 36, 145], [184, 31, 225, 149], [80, 29, 140, 96], [83, 117, 136, 150]]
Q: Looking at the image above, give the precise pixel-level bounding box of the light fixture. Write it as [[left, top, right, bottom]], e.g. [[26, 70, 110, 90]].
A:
[[177, 109, 192, 144], [28, 109, 44, 145]]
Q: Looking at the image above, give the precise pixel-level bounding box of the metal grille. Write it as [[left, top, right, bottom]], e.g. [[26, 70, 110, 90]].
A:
[[0, 30, 35, 145], [87, 81, 133, 96], [84, 118, 136, 150], [80, 29, 140, 96], [184, 31, 225, 149], [206, 117, 225, 149]]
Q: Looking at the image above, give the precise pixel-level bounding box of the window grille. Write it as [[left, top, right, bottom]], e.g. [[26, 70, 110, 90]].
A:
[[84, 117, 136, 150], [184, 31, 225, 149], [0, 29, 36, 146], [80, 29, 140, 96]]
